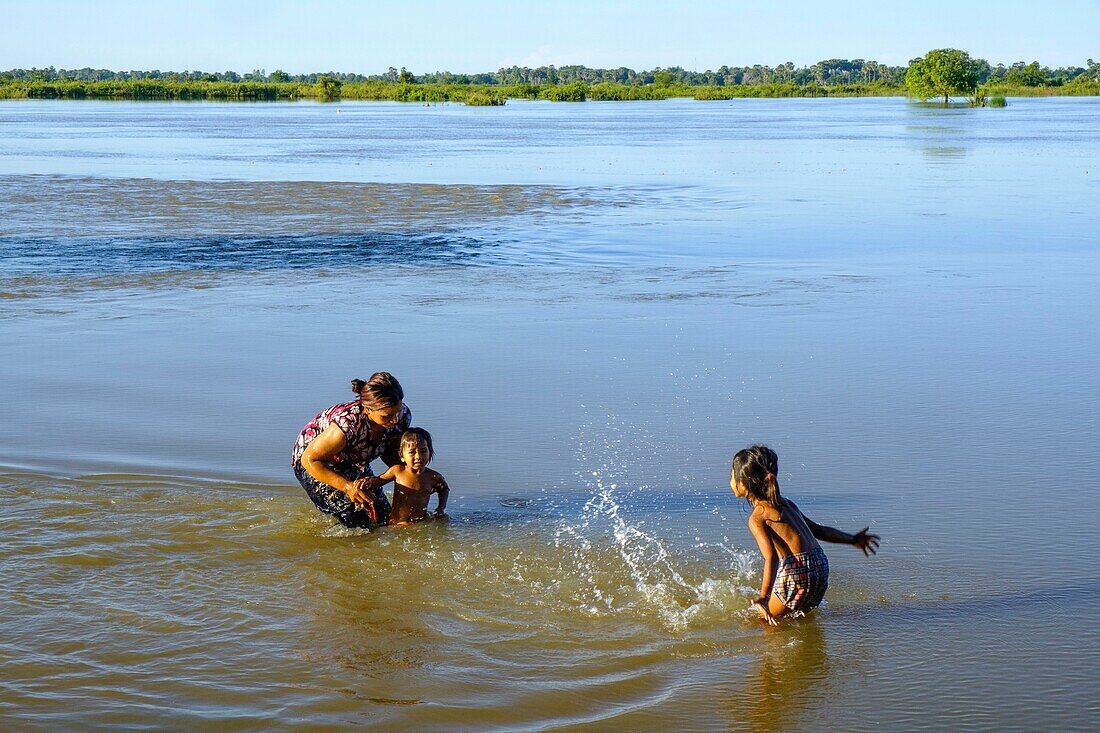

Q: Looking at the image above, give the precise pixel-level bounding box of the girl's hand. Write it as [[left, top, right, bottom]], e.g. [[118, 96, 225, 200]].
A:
[[751, 598, 778, 626], [852, 528, 880, 556]]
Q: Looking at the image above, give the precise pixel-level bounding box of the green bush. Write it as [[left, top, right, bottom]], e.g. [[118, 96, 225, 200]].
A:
[[502, 82, 540, 99], [968, 91, 988, 107], [588, 82, 680, 100], [540, 81, 587, 102]]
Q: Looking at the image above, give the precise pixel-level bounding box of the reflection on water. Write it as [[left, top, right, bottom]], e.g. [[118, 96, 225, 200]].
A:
[[720, 620, 830, 733], [920, 145, 968, 163]]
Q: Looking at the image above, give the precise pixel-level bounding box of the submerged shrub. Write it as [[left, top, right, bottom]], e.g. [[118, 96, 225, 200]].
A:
[[460, 88, 505, 106], [316, 76, 342, 102]]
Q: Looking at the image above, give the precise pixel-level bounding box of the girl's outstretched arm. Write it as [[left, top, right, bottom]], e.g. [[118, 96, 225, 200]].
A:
[[847, 528, 880, 556], [791, 500, 880, 555], [747, 515, 779, 625]]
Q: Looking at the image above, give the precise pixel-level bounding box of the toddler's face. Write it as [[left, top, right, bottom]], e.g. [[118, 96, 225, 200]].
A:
[[401, 440, 430, 473]]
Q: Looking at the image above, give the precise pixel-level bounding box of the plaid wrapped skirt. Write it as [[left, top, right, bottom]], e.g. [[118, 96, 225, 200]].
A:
[[773, 546, 829, 612]]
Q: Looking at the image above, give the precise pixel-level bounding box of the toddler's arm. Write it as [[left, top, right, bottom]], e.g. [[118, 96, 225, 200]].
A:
[[364, 465, 398, 490], [433, 475, 450, 517], [344, 466, 399, 522]]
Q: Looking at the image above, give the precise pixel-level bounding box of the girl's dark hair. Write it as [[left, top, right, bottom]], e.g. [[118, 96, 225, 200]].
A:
[[731, 445, 782, 508], [350, 372, 404, 411], [399, 427, 434, 463]]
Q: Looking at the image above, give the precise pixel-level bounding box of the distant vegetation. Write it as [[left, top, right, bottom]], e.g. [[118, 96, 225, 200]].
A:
[[1, 56, 1097, 104]]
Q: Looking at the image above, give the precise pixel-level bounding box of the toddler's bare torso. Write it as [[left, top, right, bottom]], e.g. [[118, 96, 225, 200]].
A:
[[389, 466, 443, 525]]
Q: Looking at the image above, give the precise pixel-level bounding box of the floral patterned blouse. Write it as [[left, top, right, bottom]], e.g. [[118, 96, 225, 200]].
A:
[[292, 400, 412, 476]]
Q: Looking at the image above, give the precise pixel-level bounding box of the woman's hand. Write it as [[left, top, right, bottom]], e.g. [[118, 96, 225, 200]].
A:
[[345, 479, 377, 522], [851, 528, 880, 556]]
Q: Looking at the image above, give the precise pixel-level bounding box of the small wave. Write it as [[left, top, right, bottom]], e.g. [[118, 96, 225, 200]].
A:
[[0, 231, 491, 280]]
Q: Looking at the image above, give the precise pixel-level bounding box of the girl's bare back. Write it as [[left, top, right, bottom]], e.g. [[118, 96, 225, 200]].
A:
[[755, 498, 821, 557]]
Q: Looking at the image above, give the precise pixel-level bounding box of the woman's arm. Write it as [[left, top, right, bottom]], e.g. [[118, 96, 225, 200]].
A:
[[301, 424, 375, 505]]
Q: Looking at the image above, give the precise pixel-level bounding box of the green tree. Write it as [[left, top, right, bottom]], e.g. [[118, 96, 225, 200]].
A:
[[316, 75, 342, 102], [906, 48, 978, 105], [1005, 61, 1046, 87], [398, 67, 415, 84]]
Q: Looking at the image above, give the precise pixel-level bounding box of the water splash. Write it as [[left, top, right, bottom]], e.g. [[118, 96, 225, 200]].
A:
[[551, 414, 758, 629]]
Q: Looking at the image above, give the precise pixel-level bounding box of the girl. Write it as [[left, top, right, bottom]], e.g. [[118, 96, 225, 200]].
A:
[[731, 445, 879, 625], [369, 428, 449, 525]]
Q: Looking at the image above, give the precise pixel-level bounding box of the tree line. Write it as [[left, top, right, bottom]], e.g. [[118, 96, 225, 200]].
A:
[[2, 52, 1098, 105], [4, 57, 1099, 88]]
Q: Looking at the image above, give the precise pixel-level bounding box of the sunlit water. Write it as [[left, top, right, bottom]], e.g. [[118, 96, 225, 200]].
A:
[[1, 98, 1099, 730]]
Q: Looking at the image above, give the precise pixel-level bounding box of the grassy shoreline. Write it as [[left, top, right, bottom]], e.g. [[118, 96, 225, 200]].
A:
[[1, 79, 1096, 104]]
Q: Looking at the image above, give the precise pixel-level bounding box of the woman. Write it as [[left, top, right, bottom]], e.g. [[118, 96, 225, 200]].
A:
[[292, 372, 411, 528]]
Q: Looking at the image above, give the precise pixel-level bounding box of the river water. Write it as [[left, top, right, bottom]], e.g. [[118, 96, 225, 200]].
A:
[[1, 98, 1099, 731]]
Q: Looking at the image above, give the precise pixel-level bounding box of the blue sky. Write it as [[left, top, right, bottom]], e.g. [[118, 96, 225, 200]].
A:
[[2, 0, 1097, 73]]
